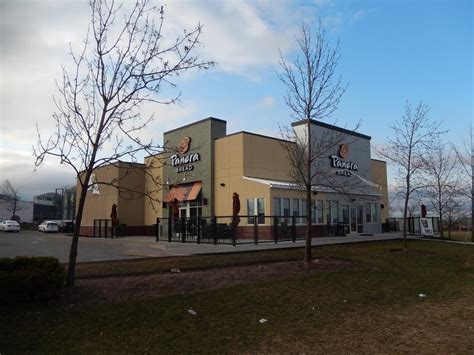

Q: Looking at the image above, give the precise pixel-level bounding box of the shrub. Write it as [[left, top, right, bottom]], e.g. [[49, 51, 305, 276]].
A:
[[0, 256, 66, 302]]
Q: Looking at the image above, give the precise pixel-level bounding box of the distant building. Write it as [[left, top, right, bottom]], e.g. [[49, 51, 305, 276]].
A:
[[32, 188, 76, 222], [33, 192, 62, 222], [0, 194, 34, 222], [61, 186, 76, 220]]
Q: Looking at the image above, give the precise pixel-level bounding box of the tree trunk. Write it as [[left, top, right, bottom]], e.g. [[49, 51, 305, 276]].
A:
[[304, 119, 312, 264], [305, 184, 312, 263], [66, 171, 92, 288], [402, 189, 409, 250]]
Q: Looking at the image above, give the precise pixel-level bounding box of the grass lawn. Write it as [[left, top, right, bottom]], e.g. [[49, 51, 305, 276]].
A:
[[1, 240, 473, 354], [441, 230, 473, 242]]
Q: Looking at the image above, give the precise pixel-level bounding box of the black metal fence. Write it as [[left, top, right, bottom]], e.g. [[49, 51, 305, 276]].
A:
[[93, 219, 126, 238], [384, 217, 440, 235], [155, 216, 348, 245]]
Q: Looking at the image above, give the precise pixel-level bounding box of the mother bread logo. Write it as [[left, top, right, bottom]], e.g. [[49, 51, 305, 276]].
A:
[[178, 137, 191, 154], [338, 144, 349, 159]]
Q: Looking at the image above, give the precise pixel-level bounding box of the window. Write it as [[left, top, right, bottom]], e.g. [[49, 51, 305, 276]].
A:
[[301, 199, 308, 223], [370, 203, 378, 224], [312, 200, 323, 224], [273, 198, 281, 217], [330, 201, 338, 224], [257, 198, 265, 224], [247, 199, 255, 224], [342, 206, 349, 225], [325, 201, 338, 224], [292, 198, 300, 223], [282, 198, 290, 223], [247, 198, 265, 224], [367, 203, 378, 224]]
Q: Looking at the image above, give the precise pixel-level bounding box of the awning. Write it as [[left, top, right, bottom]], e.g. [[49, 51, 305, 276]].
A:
[[166, 181, 202, 202]]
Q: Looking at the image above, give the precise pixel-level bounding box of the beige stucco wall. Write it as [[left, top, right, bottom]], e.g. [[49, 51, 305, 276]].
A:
[[144, 155, 164, 225], [371, 159, 389, 222], [77, 165, 119, 226], [117, 163, 145, 226], [214, 132, 319, 222], [215, 133, 269, 221], [242, 133, 294, 181], [77, 162, 146, 227]]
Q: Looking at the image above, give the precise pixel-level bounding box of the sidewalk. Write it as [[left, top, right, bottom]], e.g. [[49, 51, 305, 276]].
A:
[[118, 232, 407, 258]]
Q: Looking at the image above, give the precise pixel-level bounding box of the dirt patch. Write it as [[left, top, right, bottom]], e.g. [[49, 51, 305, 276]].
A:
[[76, 257, 355, 303]]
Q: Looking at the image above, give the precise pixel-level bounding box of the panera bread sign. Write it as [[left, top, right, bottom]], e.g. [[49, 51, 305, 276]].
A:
[[330, 144, 358, 177], [170, 137, 201, 173]]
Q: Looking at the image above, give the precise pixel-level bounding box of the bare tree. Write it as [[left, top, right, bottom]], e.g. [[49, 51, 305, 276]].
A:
[[34, 0, 213, 288], [0, 179, 22, 220], [378, 101, 444, 249], [452, 124, 473, 242], [421, 137, 460, 238], [278, 21, 347, 263]]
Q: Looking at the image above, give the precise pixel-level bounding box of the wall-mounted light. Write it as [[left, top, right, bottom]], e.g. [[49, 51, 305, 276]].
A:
[[351, 198, 356, 203], [220, 183, 225, 187]]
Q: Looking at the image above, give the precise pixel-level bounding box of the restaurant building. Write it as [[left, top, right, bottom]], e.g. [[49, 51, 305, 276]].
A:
[[78, 117, 388, 238]]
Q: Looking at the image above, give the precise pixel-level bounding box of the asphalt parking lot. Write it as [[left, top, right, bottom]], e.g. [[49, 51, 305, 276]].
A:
[[0, 229, 414, 263]]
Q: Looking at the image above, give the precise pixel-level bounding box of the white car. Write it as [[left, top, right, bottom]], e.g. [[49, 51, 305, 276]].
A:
[[0, 220, 20, 232], [38, 221, 59, 233]]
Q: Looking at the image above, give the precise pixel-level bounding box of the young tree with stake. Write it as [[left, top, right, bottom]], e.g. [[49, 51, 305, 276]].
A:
[[379, 101, 444, 249], [278, 21, 347, 263]]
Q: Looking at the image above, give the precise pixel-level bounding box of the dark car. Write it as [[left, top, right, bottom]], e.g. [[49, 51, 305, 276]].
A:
[[59, 221, 75, 233]]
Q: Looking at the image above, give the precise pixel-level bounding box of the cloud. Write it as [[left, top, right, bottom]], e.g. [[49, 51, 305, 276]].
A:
[[258, 96, 276, 108], [0, 0, 322, 197]]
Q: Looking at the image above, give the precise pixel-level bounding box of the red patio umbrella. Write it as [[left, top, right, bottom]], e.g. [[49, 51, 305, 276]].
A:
[[232, 192, 241, 227]]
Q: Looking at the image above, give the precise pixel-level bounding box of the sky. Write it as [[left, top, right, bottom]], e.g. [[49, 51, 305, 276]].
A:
[[0, 0, 472, 201]]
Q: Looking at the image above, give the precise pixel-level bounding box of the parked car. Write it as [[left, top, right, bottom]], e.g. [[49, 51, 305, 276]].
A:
[[59, 220, 74, 233], [0, 220, 20, 232], [38, 221, 59, 233]]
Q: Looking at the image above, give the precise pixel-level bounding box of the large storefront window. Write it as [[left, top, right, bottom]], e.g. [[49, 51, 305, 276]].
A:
[[247, 198, 265, 224], [292, 198, 300, 223], [326, 201, 338, 224], [313, 200, 324, 224], [367, 203, 378, 224], [273, 197, 324, 225], [282, 198, 290, 223]]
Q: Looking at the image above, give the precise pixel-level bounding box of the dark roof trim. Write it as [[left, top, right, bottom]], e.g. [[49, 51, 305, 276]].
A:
[[371, 158, 387, 164], [163, 117, 227, 135], [216, 131, 295, 145], [291, 119, 371, 140]]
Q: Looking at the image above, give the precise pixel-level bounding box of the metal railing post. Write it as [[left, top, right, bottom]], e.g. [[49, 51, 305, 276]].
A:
[[292, 216, 296, 242], [168, 217, 172, 242], [181, 217, 186, 243], [273, 216, 279, 243], [156, 218, 160, 242], [254, 219, 258, 245], [197, 218, 201, 244], [99, 219, 102, 238], [212, 216, 217, 245]]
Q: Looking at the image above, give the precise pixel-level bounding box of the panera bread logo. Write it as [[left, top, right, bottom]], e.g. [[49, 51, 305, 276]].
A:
[[338, 144, 349, 159], [178, 137, 191, 154], [171, 136, 200, 173], [330, 144, 358, 177]]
